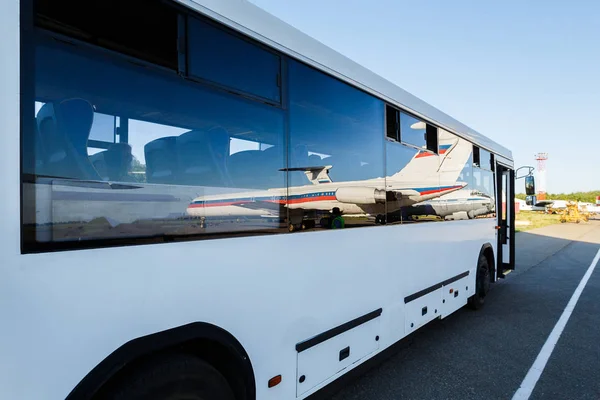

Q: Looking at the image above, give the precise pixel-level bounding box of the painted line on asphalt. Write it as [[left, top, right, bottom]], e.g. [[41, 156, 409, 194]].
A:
[[512, 246, 600, 400]]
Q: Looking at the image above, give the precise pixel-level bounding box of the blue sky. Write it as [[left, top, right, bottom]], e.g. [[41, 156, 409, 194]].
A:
[[248, 0, 600, 193]]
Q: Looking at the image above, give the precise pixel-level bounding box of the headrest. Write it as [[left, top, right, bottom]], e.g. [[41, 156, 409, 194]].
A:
[[104, 143, 133, 180], [105, 143, 132, 160], [177, 128, 230, 158], [36, 103, 57, 133], [228, 150, 262, 166], [145, 136, 177, 153], [177, 130, 205, 145], [36, 102, 65, 162], [55, 98, 94, 149]]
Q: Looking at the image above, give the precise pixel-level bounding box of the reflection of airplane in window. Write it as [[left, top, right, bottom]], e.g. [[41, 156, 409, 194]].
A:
[[11, 0, 521, 398], [394, 130, 496, 221], [186, 130, 473, 229], [404, 189, 495, 221]]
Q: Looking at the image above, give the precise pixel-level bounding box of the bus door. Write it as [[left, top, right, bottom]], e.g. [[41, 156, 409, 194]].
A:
[[496, 164, 515, 277]]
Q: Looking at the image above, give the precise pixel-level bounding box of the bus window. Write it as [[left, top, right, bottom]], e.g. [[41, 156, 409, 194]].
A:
[[288, 60, 384, 186], [35, 0, 178, 70], [400, 112, 427, 149], [24, 27, 286, 248], [385, 141, 421, 223], [386, 105, 399, 141], [287, 59, 385, 230], [188, 18, 281, 103], [426, 124, 438, 153]]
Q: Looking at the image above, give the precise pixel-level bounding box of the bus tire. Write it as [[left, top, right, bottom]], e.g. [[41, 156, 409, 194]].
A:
[[105, 354, 235, 400], [468, 254, 490, 310]]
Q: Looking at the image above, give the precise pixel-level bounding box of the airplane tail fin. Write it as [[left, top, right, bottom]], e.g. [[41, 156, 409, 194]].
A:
[[390, 129, 472, 184], [279, 165, 333, 185], [437, 129, 473, 184]]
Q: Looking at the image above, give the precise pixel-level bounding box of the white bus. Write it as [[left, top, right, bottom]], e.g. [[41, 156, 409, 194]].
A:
[[0, 0, 525, 399]]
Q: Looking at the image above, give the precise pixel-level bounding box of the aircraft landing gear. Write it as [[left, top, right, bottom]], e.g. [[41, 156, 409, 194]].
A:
[[303, 220, 315, 229], [288, 223, 308, 232], [375, 214, 386, 225]]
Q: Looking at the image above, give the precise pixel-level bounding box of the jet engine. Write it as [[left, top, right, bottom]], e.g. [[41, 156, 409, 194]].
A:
[[335, 187, 386, 204]]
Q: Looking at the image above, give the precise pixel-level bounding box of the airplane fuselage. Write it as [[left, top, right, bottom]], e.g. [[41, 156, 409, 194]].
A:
[[407, 189, 495, 220], [186, 176, 466, 219]]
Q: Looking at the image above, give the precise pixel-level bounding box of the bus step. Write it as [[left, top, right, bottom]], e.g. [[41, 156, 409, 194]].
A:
[[499, 269, 513, 279]]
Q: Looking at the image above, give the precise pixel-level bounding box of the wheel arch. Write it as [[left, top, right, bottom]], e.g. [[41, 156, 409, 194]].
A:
[[65, 322, 256, 400], [479, 242, 496, 282]]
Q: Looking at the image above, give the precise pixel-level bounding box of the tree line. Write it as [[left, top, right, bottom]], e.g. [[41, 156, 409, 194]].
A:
[[515, 191, 600, 203]]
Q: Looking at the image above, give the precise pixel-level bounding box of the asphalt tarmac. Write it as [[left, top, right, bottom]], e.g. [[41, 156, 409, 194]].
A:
[[311, 220, 600, 400]]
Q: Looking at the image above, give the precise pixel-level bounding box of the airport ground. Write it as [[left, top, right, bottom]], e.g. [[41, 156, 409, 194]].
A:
[[311, 220, 600, 400]]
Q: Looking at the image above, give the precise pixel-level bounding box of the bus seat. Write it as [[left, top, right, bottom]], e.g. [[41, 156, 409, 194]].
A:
[[103, 143, 133, 181], [36, 103, 65, 168], [89, 151, 109, 180], [228, 150, 264, 188], [176, 127, 231, 187], [38, 99, 101, 180], [25, 117, 46, 176], [228, 146, 283, 189], [144, 136, 177, 184], [56, 98, 101, 180]]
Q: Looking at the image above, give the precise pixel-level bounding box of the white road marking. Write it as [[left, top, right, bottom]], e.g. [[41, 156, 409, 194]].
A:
[[512, 246, 600, 400]]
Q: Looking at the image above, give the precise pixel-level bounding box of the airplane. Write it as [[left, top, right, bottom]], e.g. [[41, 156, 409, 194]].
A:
[[186, 129, 474, 230], [401, 189, 495, 221], [519, 197, 551, 212]]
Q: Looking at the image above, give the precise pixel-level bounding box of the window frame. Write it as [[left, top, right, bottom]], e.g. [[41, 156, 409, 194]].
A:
[[385, 104, 400, 142], [473, 145, 481, 167], [426, 124, 438, 154]]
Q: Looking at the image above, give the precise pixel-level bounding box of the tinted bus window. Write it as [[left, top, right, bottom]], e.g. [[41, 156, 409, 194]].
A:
[[288, 60, 384, 186], [287, 60, 385, 230], [188, 18, 281, 103], [400, 112, 427, 149], [35, 0, 178, 70], [23, 32, 285, 250], [479, 148, 492, 170]]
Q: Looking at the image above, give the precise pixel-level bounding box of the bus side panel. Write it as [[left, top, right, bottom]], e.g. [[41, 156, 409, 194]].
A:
[[440, 274, 472, 317], [2, 217, 493, 399], [0, 0, 21, 254], [0, 0, 26, 396]]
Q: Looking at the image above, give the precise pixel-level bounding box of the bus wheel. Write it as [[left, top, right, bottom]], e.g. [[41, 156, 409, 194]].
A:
[[468, 254, 490, 310], [104, 354, 235, 400]]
